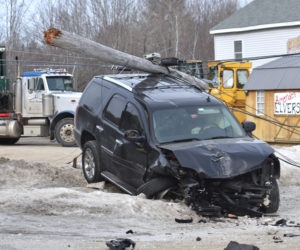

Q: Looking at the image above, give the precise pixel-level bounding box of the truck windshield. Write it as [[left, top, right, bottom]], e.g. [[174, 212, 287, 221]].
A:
[[152, 105, 245, 144], [46, 76, 73, 91]]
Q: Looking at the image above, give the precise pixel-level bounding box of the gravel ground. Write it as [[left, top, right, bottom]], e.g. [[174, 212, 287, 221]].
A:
[[0, 138, 300, 250]]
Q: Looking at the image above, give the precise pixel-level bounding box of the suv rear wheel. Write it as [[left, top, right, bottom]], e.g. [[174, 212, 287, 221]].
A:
[[82, 140, 103, 183]]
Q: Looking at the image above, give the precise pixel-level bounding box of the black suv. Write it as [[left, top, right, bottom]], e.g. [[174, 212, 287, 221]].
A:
[[74, 74, 280, 217]]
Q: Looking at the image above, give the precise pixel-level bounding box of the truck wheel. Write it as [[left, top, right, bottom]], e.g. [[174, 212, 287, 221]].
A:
[[262, 178, 280, 213], [82, 140, 103, 183], [0, 137, 20, 145], [55, 118, 76, 147]]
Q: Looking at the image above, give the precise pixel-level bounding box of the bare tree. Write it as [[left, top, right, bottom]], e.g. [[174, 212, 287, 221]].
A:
[[188, 0, 239, 60], [5, 0, 29, 49], [1, 0, 241, 89], [139, 0, 188, 58], [90, 0, 138, 51]]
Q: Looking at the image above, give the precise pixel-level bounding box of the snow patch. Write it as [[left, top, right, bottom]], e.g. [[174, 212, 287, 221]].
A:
[[273, 145, 300, 186]]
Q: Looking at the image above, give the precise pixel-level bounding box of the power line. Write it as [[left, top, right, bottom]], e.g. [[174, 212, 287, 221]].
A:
[[204, 52, 300, 63], [229, 107, 300, 136], [0, 59, 113, 68], [216, 88, 300, 127], [6, 49, 98, 60], [4, 48, 300, 65]]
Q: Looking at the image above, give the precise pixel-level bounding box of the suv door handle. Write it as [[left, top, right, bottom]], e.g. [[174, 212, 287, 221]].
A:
[[96, 125, 104, 132], [115, 139, 123, 145]]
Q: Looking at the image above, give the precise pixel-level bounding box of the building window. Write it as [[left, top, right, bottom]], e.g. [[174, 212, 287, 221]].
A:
[[256, 91, 264, 115], [234, 40, 242, 59]]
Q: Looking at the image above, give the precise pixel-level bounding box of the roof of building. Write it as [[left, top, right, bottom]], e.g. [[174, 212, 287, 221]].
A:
[[211, 0, 300, 34], [244, 55, 300, 90]]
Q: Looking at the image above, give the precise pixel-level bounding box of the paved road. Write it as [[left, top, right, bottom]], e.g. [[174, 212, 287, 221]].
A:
[[0, 137, 81, 166]]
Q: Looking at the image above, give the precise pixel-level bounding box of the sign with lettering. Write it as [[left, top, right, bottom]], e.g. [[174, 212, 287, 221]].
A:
[[274, 92, 300, 115]]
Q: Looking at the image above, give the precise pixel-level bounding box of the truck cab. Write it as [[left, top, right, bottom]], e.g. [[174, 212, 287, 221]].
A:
[[174, 59, 252, 123], [21, 70, 76, 117], [0, 68, 81, 146], [208, 61, 252, 123]]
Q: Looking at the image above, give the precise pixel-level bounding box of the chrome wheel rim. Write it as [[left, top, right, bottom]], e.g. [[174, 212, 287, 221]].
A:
[[84, 148, 95, 179], [60, 123, 74, 142]]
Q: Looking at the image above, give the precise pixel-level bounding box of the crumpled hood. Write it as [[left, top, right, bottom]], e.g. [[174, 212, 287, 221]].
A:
[[159, 137, 274, 179]]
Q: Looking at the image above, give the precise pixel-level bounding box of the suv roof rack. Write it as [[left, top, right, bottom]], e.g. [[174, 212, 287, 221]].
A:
[[102, 74, 199, 93]]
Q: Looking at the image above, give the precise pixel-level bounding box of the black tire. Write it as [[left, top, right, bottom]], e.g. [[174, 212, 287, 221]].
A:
[[262, 178, 280, 213], [137, 177, 177, 198], [55, 118, 76, 147], [82, 140, 103, 183], [0, 137, 20, 145]]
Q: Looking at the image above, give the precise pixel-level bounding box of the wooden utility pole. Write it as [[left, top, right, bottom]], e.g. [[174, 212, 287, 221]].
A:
[[43, 28, 208, 90]]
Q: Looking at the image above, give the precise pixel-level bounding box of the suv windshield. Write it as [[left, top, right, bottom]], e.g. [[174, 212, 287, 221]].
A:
[[46, 76, 73, 91], [152, 105, 245, 144]]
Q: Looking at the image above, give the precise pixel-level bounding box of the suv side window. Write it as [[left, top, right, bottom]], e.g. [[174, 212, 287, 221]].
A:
[[120, 103, 143, 133], [81, 81, 102, 112], [104, 94, 126, 126]]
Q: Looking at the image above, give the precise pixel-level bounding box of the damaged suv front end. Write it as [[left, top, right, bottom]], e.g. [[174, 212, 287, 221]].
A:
[[147, 104, 280, 217], [77, 74, 280, 218]]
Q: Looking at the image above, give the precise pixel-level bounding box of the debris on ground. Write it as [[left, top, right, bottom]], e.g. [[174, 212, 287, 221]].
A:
[[270, 219, 300, 227], [126, 230, 134, 234], [283, 233, 300, 237], [272, 236, 283, 243], [259, 217, 276, 226], [226, 214, 238, 219], [106, 238, 135, 250], [175, 217, 193, 223], [86, 182, 106, 190], [274, 218, 287, 226], [196, 236, 201, 241], [224, 241, 259, 250], [267, 230, 278, 235]]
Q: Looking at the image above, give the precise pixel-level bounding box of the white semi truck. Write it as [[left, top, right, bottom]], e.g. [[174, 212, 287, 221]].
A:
[[0, 65, 81, 146]]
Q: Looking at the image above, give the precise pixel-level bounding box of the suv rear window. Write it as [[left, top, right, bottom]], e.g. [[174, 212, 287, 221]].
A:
[[104, 94, 126, 125], [80, 81, 102, 112]]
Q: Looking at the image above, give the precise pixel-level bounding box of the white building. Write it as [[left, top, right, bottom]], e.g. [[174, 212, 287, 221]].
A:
[[210, 0, 300, 69]]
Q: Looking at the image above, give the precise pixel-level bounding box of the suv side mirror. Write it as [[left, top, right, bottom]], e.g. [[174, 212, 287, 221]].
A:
[[124, 130, 146, 143], [242, 121, 256, 133]]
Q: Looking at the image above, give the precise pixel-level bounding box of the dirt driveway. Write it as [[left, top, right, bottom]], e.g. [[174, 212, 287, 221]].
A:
[[1, 138, 300, 250], [0, 137, 81, 166]]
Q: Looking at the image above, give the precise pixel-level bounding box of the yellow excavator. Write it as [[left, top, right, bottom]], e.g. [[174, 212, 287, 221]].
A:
[[176, 60, 252, 123]]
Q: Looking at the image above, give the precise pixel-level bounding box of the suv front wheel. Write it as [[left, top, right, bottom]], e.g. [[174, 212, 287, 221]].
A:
[[262, 178, 280, 213], [82, 140, 103, 183]]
